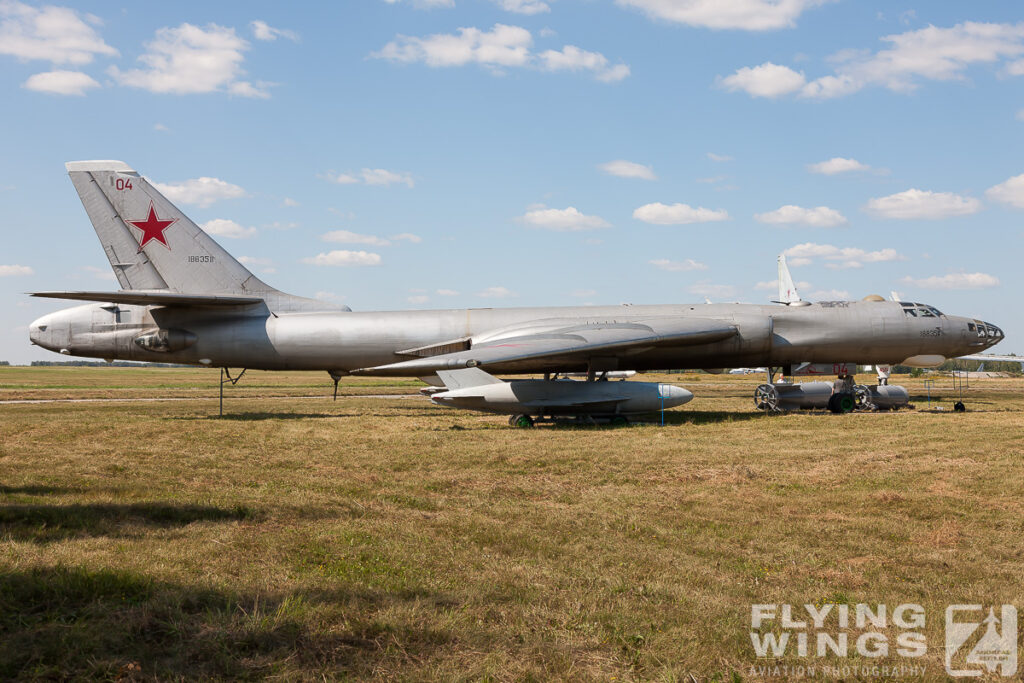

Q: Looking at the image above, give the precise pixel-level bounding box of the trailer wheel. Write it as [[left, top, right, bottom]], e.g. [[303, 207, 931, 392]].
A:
[[754, 384, 780, 411], [853, 385, 875, 411], [609, 415, 629, 426]]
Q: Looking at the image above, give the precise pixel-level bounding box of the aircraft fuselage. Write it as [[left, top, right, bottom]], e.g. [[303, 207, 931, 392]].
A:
[[30, 299, 1002, 374]]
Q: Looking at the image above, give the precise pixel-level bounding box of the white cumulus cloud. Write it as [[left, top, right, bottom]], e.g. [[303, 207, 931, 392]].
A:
[[0, 1, 117, 65], [539, 45, 629, 82], [436, 288, 459, 296], [372, 23, 628, 82], [754, 205, 848, 227], [616, 0, 824, 31], [725, 22, 1024, 100], [718, 62, 806, 98], [985, 173, 1024, 209], [250, 20, 297, 42], [783, 242, 904, 269], [650, 258, 708, 271], [598, 160, 656, 180], [0, 264, 33, 276], [521, 206, 610, 231], [901, 272, 1000, 290], [200, 219, 256, 239], [153, 177, 247, 208], [302, 250, 382, 267], [633, 202, 729, 225], [109, 23, 270, 98], [865, 189, 981, 219], [324, 169, 414, 188], [322, 230, 390, 246], [496, 0, 550, 14], [22, 69, 98, 95], [808, 157, 870, 175]]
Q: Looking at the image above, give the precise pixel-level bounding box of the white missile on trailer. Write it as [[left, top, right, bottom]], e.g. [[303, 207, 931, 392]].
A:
[[428, 367, 692, 425]]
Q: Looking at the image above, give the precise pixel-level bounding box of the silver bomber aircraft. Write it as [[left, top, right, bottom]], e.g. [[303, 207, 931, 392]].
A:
[[29, 161, 1005, 422]]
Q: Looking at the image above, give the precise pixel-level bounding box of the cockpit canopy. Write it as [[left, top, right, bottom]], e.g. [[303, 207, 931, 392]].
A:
[[899, 302, 944, 318]]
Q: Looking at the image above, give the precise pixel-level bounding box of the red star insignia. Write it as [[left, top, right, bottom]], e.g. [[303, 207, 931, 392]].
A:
[[127, 203, 176, 252]]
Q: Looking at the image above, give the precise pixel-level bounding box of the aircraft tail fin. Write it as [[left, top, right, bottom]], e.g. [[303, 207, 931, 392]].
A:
[[65, 160, 276, 296], [436, 367, 505, 391], [777, 254, 807, 305]]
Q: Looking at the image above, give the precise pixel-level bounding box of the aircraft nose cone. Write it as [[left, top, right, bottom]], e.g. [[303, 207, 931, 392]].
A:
[[28, 315, 46, 346], [661, 384, 694, 408]]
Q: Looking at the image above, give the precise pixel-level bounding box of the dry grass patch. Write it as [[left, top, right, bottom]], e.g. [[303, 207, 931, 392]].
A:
[[1, 369, 1023, 679]]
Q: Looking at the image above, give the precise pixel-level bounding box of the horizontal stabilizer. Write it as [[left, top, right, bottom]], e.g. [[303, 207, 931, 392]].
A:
[[31, 290, 264, 307]]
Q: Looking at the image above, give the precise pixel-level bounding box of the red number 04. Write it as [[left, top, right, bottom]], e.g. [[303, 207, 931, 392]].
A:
[[115, 178, 133, 191]]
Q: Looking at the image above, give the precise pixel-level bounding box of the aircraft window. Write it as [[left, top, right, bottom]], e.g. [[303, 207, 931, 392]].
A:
[[903, 308, 917, 317], [918, 307, 935, 318], [968, 323, 975, 332], [928, 306, 943, 316]]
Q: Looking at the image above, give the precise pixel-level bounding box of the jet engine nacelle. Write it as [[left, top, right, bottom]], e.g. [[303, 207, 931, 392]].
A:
[[134, 328, 197, 353]]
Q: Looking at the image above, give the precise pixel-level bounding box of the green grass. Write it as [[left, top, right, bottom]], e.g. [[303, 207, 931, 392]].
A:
[[1, 368, 1023, 680]]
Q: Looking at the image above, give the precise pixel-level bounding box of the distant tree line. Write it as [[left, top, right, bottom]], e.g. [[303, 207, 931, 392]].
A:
[[0, 360, 9, 366]]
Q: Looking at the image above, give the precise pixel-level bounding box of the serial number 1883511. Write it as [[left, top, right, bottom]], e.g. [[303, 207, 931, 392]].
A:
[[188, 255, 215, 263]]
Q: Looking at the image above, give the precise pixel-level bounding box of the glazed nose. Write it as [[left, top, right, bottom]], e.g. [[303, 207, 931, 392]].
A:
[[983, 321, 1004, 344]]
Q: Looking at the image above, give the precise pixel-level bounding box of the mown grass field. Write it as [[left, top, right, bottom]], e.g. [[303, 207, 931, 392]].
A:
[[1, 367, 1022, 681]]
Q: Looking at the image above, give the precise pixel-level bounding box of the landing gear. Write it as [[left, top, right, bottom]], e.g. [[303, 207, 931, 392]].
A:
[[509, 414, 535, 428], [754, 383, 780, 411], [609, 415, 630, 426], [328, 370, 346, 401], [218, 367, 246, 417], [827, 392, 855, 414]]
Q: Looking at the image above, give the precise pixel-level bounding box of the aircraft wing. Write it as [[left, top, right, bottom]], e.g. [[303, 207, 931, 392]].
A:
[[30, 290, 264, 307], [957, 354, 1024, 363], [354, 317, 737, 375]]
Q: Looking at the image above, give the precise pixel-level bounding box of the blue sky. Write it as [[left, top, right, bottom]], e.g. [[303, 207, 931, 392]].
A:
[[1, 0, 1022, 363]]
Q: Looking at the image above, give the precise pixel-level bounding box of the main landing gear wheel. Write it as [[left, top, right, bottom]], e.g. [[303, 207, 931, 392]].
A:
[[609, 415, 629, 426], [509, 414, 534, 428], [828, 392, 856, 414], [754, 384, 780, 411]]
